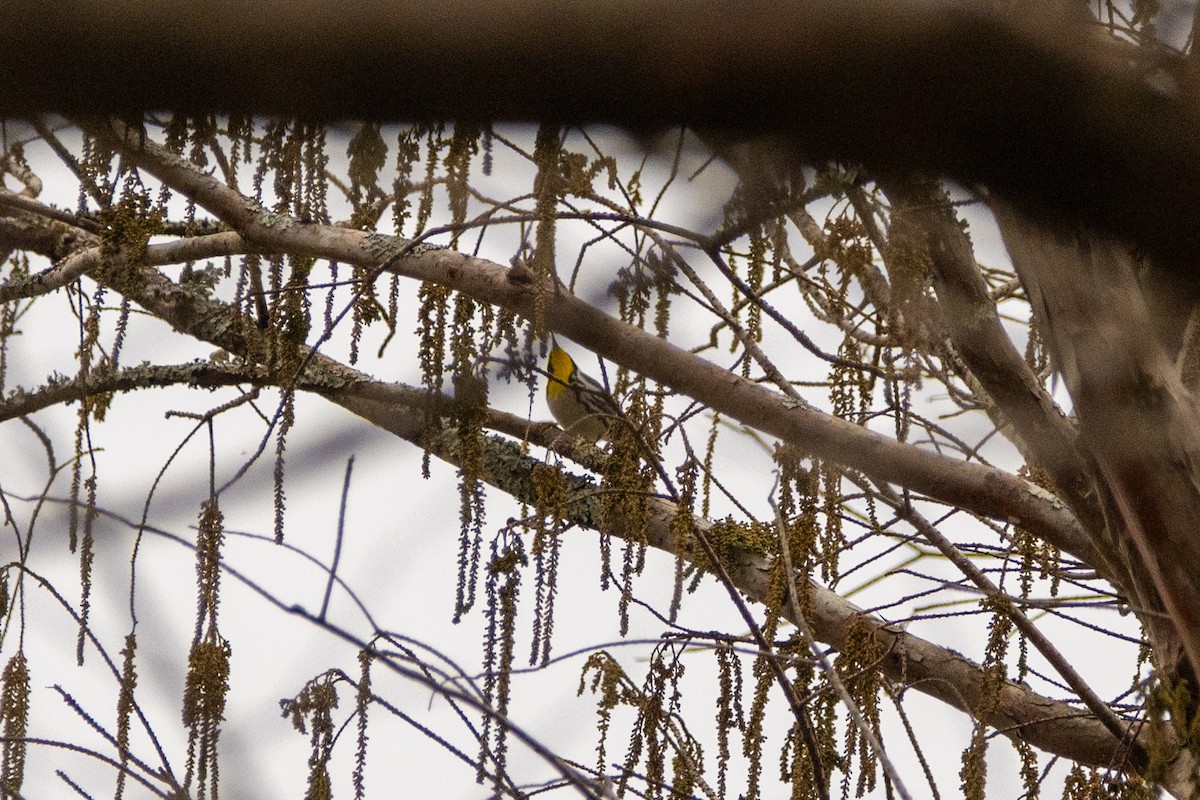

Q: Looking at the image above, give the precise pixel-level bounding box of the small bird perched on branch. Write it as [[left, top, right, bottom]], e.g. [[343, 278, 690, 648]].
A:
[[545, 344, 622, 442]]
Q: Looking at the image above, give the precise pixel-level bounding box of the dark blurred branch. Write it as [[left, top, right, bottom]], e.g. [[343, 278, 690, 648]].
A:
[[997, 202, 1200, 697], [4, 1, 1200, 277]]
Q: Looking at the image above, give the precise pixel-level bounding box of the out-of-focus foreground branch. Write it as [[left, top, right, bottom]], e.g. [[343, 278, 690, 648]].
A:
[[1, 0, 1199, 278]]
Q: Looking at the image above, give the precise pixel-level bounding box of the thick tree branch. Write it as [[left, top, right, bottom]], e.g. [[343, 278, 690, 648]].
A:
[[5, 1, 1200, 276], [878, 177, 1118, 572], [879, 179, 1082, 480]]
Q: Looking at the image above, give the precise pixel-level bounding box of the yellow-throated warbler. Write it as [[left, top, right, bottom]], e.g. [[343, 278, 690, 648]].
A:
[[545, 344, 622, 442]]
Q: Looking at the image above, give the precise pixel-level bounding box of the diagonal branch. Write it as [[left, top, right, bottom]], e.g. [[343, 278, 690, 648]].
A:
[[75, 117, 1101, 578], [878, 177, 1116, 573]]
